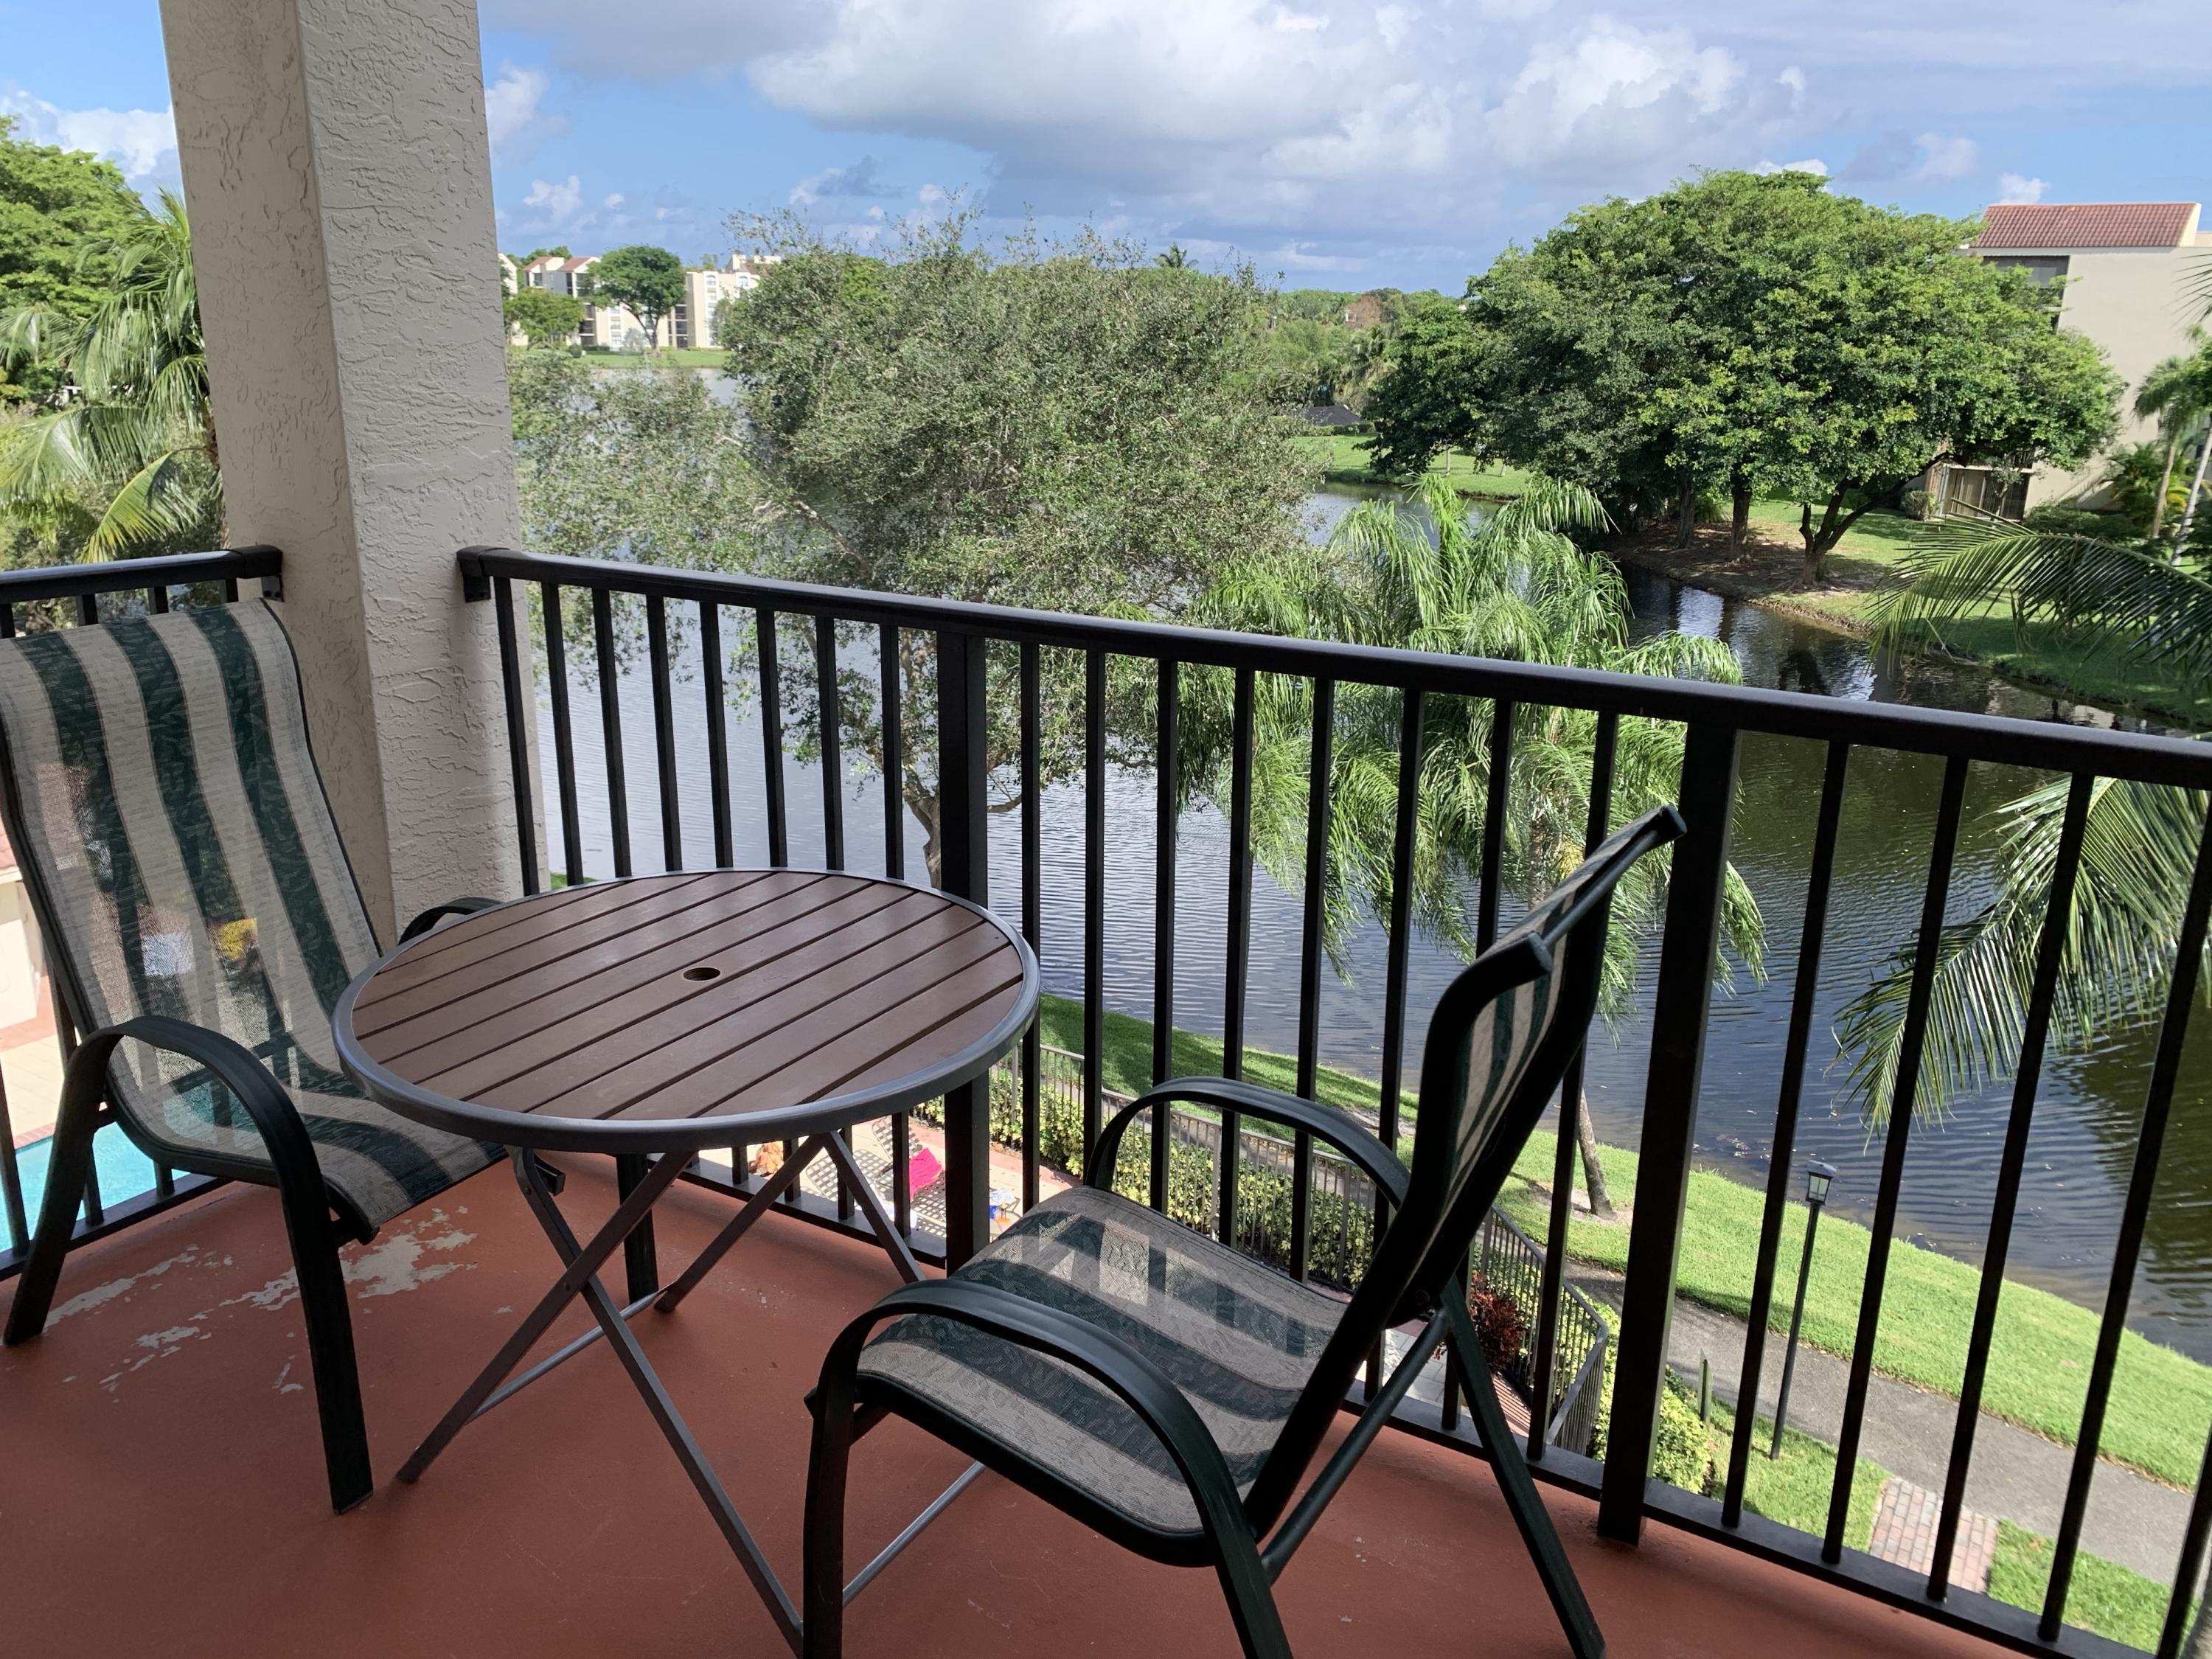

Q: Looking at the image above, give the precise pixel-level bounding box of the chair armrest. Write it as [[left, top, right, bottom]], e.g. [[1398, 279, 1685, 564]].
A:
[[81, 1015, 358, 1235], [399, 896, 502, 942], [817, 1278, 1253, 1540], [1090, 1077, 1410, 1206]]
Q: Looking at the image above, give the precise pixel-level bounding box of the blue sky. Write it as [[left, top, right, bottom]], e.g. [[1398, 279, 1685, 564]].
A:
[[7, 0, 2210, 293]]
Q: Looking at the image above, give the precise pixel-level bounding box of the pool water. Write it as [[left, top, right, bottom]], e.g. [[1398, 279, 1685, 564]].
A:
[[10, 1124, 162, 1239]]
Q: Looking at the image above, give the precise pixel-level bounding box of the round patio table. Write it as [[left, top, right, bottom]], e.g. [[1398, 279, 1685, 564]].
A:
[[333, 868, 1037, 1652]]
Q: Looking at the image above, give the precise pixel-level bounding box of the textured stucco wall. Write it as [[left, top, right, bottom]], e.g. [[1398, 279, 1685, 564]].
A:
[[159, 0, 538, 938]]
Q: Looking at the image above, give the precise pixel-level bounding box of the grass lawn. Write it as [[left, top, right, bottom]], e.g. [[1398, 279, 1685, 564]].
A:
[[1492, 1127, 2212, 1490], [1294, 431, 1529, 498], [582, 347, 725, 369], [1029, 995, 2212, 1488], [1988, 1521, 2185, 1651], [1699, 1397, 1885, 1551]]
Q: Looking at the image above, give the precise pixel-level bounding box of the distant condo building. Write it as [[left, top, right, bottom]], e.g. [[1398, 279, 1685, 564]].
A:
[[513, 251, 780, 352], [1946, 201, 2211, 517]]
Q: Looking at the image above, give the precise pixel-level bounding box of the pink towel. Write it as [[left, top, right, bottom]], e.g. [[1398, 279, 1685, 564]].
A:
[[908, 1146, 944, 1192]]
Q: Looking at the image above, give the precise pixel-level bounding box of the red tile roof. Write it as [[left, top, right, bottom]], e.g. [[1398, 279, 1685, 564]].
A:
[[1975, 202, 2199, 250]]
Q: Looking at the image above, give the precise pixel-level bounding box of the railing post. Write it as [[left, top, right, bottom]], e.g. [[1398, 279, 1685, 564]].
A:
[[936, 628, 992, 1267], [1597, 720, 1739, 1543]]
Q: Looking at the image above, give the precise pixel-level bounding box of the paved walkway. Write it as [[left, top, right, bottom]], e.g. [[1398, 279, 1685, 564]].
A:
[[1870, 1478, 1999, 1592], [1574, 1267, 2194, 1583]]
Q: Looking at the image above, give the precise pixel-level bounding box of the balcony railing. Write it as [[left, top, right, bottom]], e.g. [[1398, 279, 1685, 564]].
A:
[[7, 543, 2212, 1658], [457, 543, 2212, 1659]]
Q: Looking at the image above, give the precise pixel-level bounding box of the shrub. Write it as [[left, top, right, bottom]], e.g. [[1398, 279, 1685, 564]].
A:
[[1900, 487, 1931, 521], [1467, 1276, 1530, 1372], [1652, 1373, 1713, 1491]]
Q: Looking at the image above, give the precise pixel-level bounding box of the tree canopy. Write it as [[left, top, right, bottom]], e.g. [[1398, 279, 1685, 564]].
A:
[[503, 285, 582, 348], [723, 215, 1315, 872], [588, 244, 684, 348], [0, 114, 150, 403], [0, 191, 217, 563], [1366, 171, 2121, 579]]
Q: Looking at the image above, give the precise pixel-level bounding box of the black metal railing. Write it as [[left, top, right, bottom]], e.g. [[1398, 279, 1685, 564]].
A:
[[460, 546, 2212, 1659], [0, 546, 284, 1287]]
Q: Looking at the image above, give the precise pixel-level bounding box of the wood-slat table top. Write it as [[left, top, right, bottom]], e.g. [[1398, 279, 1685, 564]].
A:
[[334, 871, 1037, 1154]]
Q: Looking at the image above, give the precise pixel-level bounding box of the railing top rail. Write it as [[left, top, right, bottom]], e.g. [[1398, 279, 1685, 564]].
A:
[[461, 546, 2212, 789], [0, 546, 282, 605]]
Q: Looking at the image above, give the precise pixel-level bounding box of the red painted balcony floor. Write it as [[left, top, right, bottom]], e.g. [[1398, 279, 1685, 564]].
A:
[[0, 1161, 2008, 1659]]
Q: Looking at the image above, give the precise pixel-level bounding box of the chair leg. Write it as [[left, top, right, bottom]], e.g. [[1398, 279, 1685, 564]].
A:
[[276, 1168, 372, 1513], [803, 1377, 860, 1657], [1446, 1300, 1604, 1659], [1, 1041, 107, 1345], [1206, 1519, 1295, 1659]]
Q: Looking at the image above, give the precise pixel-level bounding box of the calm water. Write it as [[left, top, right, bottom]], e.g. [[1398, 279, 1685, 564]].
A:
[[538, 493, 2212, 1361]]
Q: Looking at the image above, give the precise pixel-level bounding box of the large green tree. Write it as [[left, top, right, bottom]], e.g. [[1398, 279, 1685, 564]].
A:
[[0, 114, 149, 403], [588, 244, 684, 350], [0, 191, 218, 562], [1368, 172, 2120, 580], [723, 215, 1314, 874], [503, 285, 583, 348]]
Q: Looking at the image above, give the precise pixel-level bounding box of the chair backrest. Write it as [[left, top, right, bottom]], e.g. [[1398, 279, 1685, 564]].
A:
[[1247, 804, 1683, 1524], [0, 602, 386, 1196]]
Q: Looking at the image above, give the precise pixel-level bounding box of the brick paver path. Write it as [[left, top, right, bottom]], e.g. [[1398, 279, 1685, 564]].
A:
[[1868, 1477, 1998, 1593]]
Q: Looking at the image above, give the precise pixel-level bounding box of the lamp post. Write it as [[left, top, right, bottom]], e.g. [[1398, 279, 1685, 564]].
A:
[[1769, 1159, 1837, 1459]]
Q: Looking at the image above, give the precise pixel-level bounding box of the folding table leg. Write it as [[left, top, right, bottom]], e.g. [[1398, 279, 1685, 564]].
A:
[[512, 1150, 803, 1649], [823, 1130, 924, 1284], [655, 1133, 832, 1312], [397, 1149, 687, 1484]]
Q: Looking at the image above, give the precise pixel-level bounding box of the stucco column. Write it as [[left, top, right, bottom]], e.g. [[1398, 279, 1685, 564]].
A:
[[159, 0, 536, 939]]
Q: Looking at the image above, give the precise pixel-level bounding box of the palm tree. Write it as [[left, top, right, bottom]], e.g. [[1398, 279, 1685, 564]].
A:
[[1189, 473, 1764, 1211], [0, 191, 218, 560], [1842, 520, 2212, 1121], [1834, 773, 2205, 1124], [1155, 245, 1190, 270], [2135, 337, 2212, 542]]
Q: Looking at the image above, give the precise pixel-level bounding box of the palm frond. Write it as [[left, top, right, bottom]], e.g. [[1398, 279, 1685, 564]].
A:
[[1873, 521, 2212, 686]]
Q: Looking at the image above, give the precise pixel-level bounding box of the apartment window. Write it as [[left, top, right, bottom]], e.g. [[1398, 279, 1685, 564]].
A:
[[1987, 254, 2070, 285]]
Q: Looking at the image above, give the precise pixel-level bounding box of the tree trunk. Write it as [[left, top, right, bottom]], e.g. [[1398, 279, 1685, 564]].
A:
[[2176, 422, 2212, 556], [1674, 480, 1698, 551], [1574, 1091, 1616, 1220], [1729, 474, 1753, 550], [2150, 430, 2180, 540]]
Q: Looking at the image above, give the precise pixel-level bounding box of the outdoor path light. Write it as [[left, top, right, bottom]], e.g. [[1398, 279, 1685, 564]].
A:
[[1770, 1159, 1838, 1458]]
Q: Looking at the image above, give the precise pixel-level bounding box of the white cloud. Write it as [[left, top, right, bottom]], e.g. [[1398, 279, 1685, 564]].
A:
[[1997, 172, 2048, 204], [477, 0, 2206, 265], [1911, 132, 1978, 181], [1755, 157, 1829, 176], [521, 174, 584, 220], [0, 83, 176, 182], [484, 63, 567, 159]]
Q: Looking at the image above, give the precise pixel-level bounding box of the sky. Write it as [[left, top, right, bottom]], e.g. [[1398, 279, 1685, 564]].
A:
[[5, 0, 2210, 293]]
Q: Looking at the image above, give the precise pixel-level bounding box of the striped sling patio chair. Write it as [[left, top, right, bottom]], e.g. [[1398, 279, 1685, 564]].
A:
[[801, 805, 1685, 1659], [0, 599, 512, 1512]]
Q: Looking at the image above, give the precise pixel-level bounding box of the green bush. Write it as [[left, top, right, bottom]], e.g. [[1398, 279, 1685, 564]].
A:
[[1587, 1357, 1705, 1489], [1652, 1374, 1712, 1491]]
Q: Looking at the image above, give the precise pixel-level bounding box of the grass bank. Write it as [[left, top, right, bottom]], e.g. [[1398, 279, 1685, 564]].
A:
[[1036, 994, 2212, 1488], [1294, 431, 1529, 498], [583, 347, 726, 369], [1614, 498, 2212, 726]]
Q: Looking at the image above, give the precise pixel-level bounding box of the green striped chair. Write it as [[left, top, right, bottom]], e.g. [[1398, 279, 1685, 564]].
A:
[[0, 599, 507, 1512], [804, 807, 1685, 1659]]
